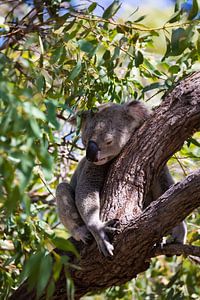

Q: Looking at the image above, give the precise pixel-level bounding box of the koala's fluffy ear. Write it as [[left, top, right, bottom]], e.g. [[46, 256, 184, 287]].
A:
[[124, 100, 151, 122], [68, 111, 90, 128]]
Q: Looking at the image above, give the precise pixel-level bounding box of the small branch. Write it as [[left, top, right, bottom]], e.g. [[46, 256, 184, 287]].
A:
[[31, 196, 56, 205], [38, 170, 55, 198], [5, 2, 20, 21], [69, 12, 200, 32], [174, 153, 188, 177], [150, 243, 200, 259]]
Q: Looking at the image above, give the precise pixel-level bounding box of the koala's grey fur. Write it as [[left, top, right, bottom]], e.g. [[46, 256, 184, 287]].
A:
[[56, 101, 187, 256]]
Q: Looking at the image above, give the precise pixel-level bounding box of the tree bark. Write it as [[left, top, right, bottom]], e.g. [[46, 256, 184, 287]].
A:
[[10, 72, 200, 300]]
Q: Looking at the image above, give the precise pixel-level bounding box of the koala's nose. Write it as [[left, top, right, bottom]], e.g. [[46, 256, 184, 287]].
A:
[[86, 140, 100, 162]]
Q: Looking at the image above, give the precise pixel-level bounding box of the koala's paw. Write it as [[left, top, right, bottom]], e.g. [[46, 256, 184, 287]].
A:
[[72, 225, 91, 244], [88, 221, 118, 257]]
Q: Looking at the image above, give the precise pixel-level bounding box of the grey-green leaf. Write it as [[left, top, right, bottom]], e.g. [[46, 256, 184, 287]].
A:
[[188, 0, 199, 20], [102, 0, 121, 19], [68, 61, 82, 80]]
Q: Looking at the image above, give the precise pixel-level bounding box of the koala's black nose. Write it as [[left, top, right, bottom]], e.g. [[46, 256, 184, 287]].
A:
[[86, 141, 100, 162]]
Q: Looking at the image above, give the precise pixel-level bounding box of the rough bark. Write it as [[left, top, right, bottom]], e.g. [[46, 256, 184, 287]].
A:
[[10, 72, 200, 300]]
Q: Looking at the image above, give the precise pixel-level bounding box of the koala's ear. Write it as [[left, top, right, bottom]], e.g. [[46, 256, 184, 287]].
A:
[[68, 111, 91, 128], [124, 100, 151, 122]]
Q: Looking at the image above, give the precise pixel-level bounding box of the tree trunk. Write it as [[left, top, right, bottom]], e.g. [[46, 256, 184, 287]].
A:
[[10, 72, 200, 300]]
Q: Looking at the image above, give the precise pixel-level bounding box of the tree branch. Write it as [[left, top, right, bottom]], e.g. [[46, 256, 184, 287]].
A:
[[150, 243, 200, 259]]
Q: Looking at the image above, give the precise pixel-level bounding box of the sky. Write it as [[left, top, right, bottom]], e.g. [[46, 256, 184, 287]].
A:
[[71, 0, 179, 18], [73, 0, 176, 11]]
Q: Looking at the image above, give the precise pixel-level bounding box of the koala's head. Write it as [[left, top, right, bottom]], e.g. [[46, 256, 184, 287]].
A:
[[70, 101, 150, 165]]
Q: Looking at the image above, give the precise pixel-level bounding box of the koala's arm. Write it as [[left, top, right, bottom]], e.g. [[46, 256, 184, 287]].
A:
[[153, 166, 187, 244], [75, 160, 115, 256]]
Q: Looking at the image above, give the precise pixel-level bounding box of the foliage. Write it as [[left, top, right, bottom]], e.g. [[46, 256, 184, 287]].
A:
[[0, 0, 200, 299]]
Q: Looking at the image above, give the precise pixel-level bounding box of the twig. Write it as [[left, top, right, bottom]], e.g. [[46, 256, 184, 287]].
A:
[[174, 153, 188, 177], [31, 196, 56, 206], [38, 170, 55, 198], [150, 243, 200, 260], [5, 2, 20, 21], [69, 12, 200, 32]]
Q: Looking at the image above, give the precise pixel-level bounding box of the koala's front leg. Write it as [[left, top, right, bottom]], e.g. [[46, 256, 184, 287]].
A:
[[56, 182, 89, 243], [75, 163, 115, 256], [76, 190, 114, 256]]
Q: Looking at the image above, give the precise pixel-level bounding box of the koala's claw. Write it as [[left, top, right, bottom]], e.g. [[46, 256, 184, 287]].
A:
[[104, 219, 120, 235], [96, 220, 120, 256], [88, 223, 115, 257], [104, 219, 120, 228], [97, 235, 114, 257], [101, 240, 114, 257]]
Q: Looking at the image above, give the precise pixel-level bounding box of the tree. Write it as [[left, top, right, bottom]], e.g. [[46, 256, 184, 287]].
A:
[[0, 1, 200, 299]]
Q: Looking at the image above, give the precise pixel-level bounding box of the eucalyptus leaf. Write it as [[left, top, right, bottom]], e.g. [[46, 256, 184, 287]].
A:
[[78, 39, 96, 55], [36, 254, 53, 298], [135, 50, 144, 67], [68, 61, 82, 80], [171, 28, 188, 56], [188, 0, 199, 20], [102, 0, 121, 19]]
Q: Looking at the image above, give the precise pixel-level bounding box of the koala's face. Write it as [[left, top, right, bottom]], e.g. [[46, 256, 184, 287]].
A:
[[81, 101, 150, 165], [75, 101, 150, 165]]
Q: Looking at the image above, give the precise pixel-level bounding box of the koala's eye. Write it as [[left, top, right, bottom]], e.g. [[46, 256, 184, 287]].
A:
[[105, 138, 113, 146]]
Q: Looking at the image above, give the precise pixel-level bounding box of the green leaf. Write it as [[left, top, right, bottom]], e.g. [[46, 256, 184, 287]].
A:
[[78, 40, 96, 54], [23, 102, 46, 120], [167, 10, 181, 23], [36, 75, 46, 93], [52, 236, 79, 256], [103, 50, 111, 61], [36, 254, 53, 298], [162, 36, 171, 60], [20, 251, 53, 298], [46, 279, 55, 300], [134, 15, 146, 23], [197, 34, 200, 56], [188, 0, 199, 20], [6, 186, 21, 212], [68, 61, 82, 80], [102, 0, 121, 19], [88, 2, 97, 12], [45, 100, 60, 129], [135, 50, 144, 67], [20, 251, 44, 286], [171, 28, 188, 56], [168, 65, 180, 74], [30, 119, 42, 138], [52, 254, 62, 282], [188, 137, 200, 147], [50, 46, 65, 64], [143, 82, 162, 93]]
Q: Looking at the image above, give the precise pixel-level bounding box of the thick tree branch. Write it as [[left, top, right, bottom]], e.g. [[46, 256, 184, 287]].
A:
[[10, 72, 200, 299]]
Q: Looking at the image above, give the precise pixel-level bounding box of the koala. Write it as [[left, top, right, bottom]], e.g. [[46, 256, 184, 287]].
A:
[[56, 101, 187, 256]]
